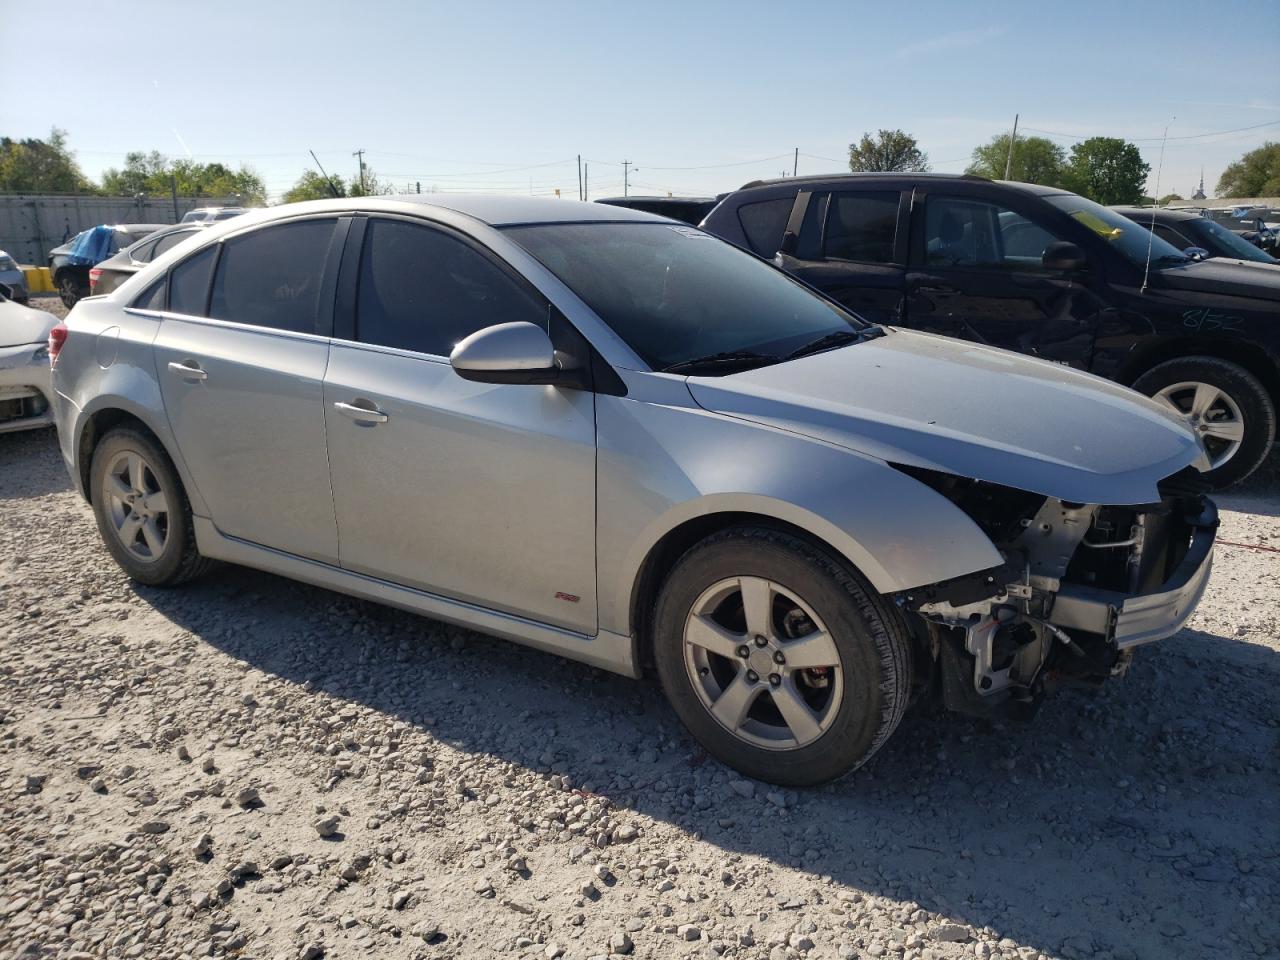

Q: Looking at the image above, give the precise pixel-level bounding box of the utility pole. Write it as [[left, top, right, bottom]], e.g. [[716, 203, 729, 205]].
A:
[[577, 155, 583, 201], [1004, 114, 1019, 181], [584, 163, 588, 201], [170, 174, 179, 222], [623, 160, 633, 197], [793, 147, 798, 177], [416, 181, 421, 194], [353, 148, 367, 194]]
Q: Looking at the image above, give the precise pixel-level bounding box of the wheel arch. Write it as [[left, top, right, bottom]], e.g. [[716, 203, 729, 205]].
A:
[[1115, 336, 1280, 409]]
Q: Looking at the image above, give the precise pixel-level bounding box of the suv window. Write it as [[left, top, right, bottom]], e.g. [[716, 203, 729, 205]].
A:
[[926, 197, 1066, 269], [824, 191, 899, 263], [356, 218, 545, 357], [1151, 224, 1191, 249], [209, 219, 337, 334], [736, 198, 793, 256], [168, 245, 218, 316]]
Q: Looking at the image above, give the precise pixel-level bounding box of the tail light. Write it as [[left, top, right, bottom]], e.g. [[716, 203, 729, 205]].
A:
[[89, 268, 102, 291], [48, 324, 67, 368]]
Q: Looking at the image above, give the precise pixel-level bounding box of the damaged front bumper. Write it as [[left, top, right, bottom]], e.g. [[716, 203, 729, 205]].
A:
[[0, 342, 55, 434]]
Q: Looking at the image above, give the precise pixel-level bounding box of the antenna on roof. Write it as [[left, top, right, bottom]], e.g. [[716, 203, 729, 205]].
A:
[[309, 150, 342, 199], [1142, 117, 1175, 294]]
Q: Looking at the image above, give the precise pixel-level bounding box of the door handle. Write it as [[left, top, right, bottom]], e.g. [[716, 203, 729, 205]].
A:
[[167, 360, 207, 381], [333, 400, 389, 424], [915, 284, 959, 295]]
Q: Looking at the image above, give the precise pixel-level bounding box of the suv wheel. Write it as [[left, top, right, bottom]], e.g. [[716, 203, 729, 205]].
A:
[[653, 527, 911, 786], [57, 273, 84, 308], [89, 427, 212, 586], [1134, 356, 1276, 488]]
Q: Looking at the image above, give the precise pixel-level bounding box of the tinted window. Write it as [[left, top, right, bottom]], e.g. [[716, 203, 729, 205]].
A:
[[356, 219, 545, 356], [824, 191, 899, 263], [133, 277, 166, 310], [129, 239, 159, 263], [168, 245, 218, 316], [209, 219, 336, 333], [926, 198, 1066, 269], [1043, 194, 1184, 267], [506, 222, 862, 371], [736, 198, 793, 256], [151, 230, 195, 260], [1150, 224, 1191, 249]]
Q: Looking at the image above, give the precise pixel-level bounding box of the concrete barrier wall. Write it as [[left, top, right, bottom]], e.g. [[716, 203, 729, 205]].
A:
[[0, 194, 241, 265]]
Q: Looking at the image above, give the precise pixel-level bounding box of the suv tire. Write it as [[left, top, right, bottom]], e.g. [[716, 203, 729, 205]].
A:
[[653, 526, 911, 786], [89, 427, 212, 586], [1133, 356, 1276, 488]]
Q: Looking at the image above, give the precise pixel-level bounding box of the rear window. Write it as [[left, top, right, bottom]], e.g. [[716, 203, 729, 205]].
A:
[[168, 245, 218, 316], [824, 191, 899, 263], [208, 219, 337, 334], [736, 198, 793, 256]]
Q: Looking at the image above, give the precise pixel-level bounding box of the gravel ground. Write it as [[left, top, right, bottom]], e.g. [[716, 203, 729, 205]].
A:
[[1, 320, 1278, 960]]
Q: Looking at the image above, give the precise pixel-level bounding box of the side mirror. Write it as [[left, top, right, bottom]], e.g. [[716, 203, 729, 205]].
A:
[[450, 321, 562, 385], [1183, 246, 1210, 261], [1042, 240, 1087, 272]]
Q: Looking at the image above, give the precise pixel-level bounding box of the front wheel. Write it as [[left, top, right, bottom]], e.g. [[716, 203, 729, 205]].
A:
[[653, 527, 911, 787], [1134, 356, 1276, 488]]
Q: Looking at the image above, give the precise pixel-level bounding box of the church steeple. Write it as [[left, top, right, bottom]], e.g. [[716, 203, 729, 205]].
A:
[[1191, 167, 1206, 200]]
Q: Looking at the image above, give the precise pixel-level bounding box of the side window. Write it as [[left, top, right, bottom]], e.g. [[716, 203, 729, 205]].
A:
[[133, 277, 167, 311], [168, 245, 218, 316], [1152, 224, 1191, 250], [129, 239, 158, 263], [355, 218, 545, 357], [926, 197, 1065, 269], [824, 191, 900, 263], [149, 230, 192, 260], [736, 198, 794, 256], [209, 219, 337, 334]]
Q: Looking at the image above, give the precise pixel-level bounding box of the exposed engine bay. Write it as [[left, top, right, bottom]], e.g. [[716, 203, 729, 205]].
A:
[[893, 467, 1219, 716]]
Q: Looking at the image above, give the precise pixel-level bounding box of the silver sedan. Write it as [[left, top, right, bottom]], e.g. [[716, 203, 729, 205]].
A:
[[48, 196, 1217, 785], [0, 290, 58, 433]]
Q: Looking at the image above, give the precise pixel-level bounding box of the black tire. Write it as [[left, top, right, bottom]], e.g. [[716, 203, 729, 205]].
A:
[[89, 427, 212, 587], [1132, 356, 1276, 489], [57, 272, 85, 309], [653, 526, 911, 787]]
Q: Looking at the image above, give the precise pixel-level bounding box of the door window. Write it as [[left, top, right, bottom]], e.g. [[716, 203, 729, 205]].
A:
[[150, 229, 195, 260], [736, 197, 794, 256], [824, 191, 900, 263], [355, 218, 545, 357], [167, 244, 218, 316], [925, 198, 1066, 270], [209, 219, 338, 334], [1151, 224, 1192, 250]]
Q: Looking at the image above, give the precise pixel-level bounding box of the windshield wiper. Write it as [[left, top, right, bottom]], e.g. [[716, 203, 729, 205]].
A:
[[784, 326, 881, 360], [662, 349, 780, 375]]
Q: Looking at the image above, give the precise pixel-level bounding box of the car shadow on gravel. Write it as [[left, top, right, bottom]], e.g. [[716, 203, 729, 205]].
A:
[[134, 555, 1280, 960]]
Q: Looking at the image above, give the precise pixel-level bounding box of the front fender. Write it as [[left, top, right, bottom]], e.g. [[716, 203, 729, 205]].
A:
[[596, 394, 1003, 638]]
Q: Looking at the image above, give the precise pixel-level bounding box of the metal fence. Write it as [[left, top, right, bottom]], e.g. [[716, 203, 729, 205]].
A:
[[0, 194, 241, 265]]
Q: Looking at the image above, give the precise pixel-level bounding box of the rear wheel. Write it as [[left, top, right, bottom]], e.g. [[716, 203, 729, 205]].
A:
[[1133, 356, 1276, 488], [57, 272, 85, 308], [89, 427, 211, 586], [653, 527, 911, 786]]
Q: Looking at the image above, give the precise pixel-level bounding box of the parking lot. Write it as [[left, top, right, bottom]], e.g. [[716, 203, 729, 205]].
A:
[[1, 367, 1277, 959]]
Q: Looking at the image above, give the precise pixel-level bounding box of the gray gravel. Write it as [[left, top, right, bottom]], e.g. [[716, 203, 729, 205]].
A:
[[1, 420, 1278, 960]]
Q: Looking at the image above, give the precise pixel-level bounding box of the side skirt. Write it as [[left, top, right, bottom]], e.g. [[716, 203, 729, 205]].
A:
[[193, 517, 639, 679]]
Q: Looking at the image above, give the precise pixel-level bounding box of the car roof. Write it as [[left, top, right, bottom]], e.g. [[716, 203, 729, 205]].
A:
[[1112, 206, 1203, 223], [596, 195, 716, 204], [731, 172, 1071, 198], [257, 194, 675, 227], [116, 223, 168, 234]]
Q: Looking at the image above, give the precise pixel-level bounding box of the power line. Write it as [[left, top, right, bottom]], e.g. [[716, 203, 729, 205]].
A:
[[1020, 118, 1280, 143]]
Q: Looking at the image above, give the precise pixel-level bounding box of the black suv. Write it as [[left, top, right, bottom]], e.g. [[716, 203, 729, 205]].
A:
[[702, 174, 1280, 487]]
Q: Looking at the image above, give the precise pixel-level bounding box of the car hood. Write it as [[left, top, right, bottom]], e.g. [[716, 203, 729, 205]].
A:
[[686, 328, 1207, 505], [1154, 259, 1280, 298], [0, 299, 58, 347]]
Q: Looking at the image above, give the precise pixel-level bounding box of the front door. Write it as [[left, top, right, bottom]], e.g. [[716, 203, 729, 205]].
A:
[[153, 216, 347, 563], [323, 217, 598, 632], [903, 194, 1100, 368]]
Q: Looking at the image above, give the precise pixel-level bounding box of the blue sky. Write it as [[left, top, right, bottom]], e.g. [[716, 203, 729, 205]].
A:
[[4, 0, 1278, 202]]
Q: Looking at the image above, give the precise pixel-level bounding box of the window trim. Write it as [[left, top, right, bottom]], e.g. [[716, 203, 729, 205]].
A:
[[335, 213, 552, 362]]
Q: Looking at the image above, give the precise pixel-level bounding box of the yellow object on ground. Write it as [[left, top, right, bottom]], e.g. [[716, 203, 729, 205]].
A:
[[22, 267, 53, 293]]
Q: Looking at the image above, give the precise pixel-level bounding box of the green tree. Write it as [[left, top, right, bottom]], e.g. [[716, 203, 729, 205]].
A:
[[348, 165, 397, 197], [1063, 137, 1151, 205], [0, 127, 94, 193], [966, 133, 1067, 186], [848, 129, 929, 173], [1216, 142, 1280, 197], [100, 152, 266, 203], [282, 170, 346, 203]]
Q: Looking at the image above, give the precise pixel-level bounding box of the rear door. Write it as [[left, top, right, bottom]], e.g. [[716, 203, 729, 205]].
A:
[[774, 189, 909, 324], [902, 192, 1100, 367], [323, 216, 598, 632], [151, 216, 348, 563]]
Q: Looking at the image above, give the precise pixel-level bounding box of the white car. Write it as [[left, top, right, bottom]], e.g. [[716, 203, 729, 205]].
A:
[[0, 288, 58, 433]]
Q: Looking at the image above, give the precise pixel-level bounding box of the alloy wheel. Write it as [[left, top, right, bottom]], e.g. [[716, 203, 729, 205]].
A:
[[683, 576, 843, 750], [1153, 380, 1246, 470], [102, 450, 171, 562]]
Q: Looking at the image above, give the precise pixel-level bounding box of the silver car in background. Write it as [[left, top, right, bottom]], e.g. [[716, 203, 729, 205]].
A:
[[0, 251, 29, 303], [49, 197, 1217, 785], [0, 289, 58, 433]]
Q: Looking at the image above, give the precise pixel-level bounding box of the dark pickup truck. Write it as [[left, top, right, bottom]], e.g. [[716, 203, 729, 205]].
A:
[[702, 174, 1280, 487]]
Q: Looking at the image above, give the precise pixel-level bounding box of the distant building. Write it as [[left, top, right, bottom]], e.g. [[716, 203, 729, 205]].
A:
[[1191, 168, 1206, 200]]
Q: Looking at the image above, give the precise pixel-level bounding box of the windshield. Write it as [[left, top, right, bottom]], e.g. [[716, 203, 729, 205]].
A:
[[1189, 217, 1278, 263], [504, 222, 862, 371], [1044, 195, 1187, 267]]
